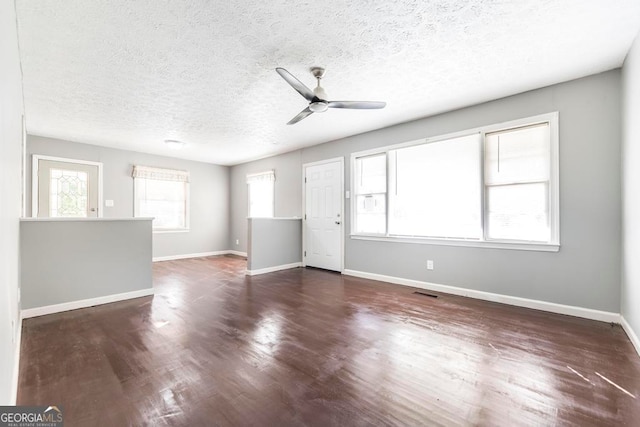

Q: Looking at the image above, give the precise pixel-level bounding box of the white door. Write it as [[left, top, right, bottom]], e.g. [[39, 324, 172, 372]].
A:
[[304, 159, 343, 271], [33, 157, 101, 218]]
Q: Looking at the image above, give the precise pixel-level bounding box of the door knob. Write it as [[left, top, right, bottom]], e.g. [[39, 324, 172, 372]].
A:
[[335, 221, 341, 225]]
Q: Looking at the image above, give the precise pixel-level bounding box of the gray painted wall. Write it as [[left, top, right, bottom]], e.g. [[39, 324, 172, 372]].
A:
[[230, 149, 302, 252], [247, 218, 302, 271], [622, 32, 640, 340], [20, 219, 153, 309], [231, 70, 622, 313], [27, 136, 230, 258], [0, 1, 24, 404]]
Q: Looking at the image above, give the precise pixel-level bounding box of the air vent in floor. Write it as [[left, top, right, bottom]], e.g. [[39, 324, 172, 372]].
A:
[[413, 291, 438, 298]]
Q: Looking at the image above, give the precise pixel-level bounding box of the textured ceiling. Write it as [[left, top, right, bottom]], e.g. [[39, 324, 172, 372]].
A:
[[15, 0, 640, 165]]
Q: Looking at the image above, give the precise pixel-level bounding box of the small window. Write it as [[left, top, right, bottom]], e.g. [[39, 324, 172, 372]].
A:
[[354, 154, 386, 234], [133, 165, 189, 231], [247, 170, 275, 218]]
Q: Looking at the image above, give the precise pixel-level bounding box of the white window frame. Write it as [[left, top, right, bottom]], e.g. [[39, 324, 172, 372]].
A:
[[247, 170, 275, 218], [133, 165, 190, 233], [350, 112, 560, 252]]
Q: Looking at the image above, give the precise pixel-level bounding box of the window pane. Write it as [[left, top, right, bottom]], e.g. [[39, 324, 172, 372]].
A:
[[485, 122, 552, 242], [389, 134, 481, 239], [49, 169, 88, 218], [485, 123, 549, 185], [136, 178, 187, 229], [486, 183, 549, 242], [355, 154, 386, 194], [355, 194, 386, 234], [249, 180, 274, 217]]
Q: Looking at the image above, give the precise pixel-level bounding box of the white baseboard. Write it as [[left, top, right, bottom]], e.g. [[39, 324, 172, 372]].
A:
[[246, 262, 302, 276], [153, 250, 232, 262], [10, 313, 22, 405], [21, 288, 155, 319], [342, 269, 620, 323], [621, 316, 640, 357], [227, 250, 247, 258]]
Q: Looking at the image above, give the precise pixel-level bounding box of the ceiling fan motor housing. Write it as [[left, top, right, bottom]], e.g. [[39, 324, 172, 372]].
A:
[[309, 101, 329, 113]]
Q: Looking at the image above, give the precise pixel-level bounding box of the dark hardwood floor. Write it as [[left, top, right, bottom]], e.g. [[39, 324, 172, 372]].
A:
[[18, 255, 640, 426]]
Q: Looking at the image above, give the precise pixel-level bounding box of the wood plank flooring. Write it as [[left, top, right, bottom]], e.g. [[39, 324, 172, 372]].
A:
[[18, 255, 640, 426]]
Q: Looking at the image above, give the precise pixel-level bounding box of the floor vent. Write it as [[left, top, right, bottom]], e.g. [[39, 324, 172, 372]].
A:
[[414, 291, 438, 298]]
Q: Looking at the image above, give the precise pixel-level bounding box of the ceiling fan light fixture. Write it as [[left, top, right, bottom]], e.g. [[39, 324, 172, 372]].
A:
[[164, 139, 186, 150], [309, 101, 329, 113]]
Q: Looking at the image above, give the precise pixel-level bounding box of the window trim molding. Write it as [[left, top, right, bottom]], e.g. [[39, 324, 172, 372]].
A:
[[350, 112, 560, 251], [133, 167, 190, 232], [351, 234, 559, 252], [31, 154, 104, 218]]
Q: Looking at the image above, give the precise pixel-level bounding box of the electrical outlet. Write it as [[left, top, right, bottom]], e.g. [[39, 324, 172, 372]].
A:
[[235, 239, 239, 245], [427, 260, 434, 270]]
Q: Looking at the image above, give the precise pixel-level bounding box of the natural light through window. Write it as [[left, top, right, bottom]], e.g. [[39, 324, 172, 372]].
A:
[[354, 154, 386, 234], [351, 113, 559, 250], [390, 134, 481, 239], [49, 168, 88, 217], [247, 170, 275, 218], [485, 123, 551, 242], [133, 165, 189, 231]]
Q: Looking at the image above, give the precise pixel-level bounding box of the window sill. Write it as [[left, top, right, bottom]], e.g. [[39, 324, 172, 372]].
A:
[[153, 229, 190, 234], [350, 234, 560, 252]]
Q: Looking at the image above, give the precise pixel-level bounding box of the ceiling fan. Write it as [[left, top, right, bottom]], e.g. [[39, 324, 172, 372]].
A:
[[276, 67, 386, 125]]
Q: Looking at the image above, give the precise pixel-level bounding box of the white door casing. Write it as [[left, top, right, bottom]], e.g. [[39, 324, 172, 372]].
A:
[[303, 158, 344, 272], [32, 155, 103, 218]]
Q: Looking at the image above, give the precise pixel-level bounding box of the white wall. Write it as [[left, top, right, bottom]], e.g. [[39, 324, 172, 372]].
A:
[[27, 136, 230, 259], [0, 0, 25, 404], [231, 70, 622, 313], [622, 31, 640, 346]]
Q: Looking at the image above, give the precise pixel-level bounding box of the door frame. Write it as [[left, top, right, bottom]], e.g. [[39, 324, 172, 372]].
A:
[[301, 156, 345, 272], [32, 154, 104, 218]]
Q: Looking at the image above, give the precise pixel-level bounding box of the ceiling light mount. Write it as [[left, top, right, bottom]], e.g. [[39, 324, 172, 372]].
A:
[[164, 139, 186, 150], [310, 67, 326, 79]]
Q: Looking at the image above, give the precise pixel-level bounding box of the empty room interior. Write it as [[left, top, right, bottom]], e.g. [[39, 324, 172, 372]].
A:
[[2, 0, 640, 425]]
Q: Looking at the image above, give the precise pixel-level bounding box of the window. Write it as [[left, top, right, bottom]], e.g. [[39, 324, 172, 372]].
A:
[[133, 165, 189, 231], [354, 154, 386, 234], [485, 123, 551, 242], [247, 170, 275, 218], [389, 134, 481, 239], [351, 113, 559, 250]]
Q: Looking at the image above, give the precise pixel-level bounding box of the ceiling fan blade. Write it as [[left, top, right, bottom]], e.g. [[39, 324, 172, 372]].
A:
[[328, 101, 386, 109], [287, 107, 313, 125], [276, 68, 316, 102]]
